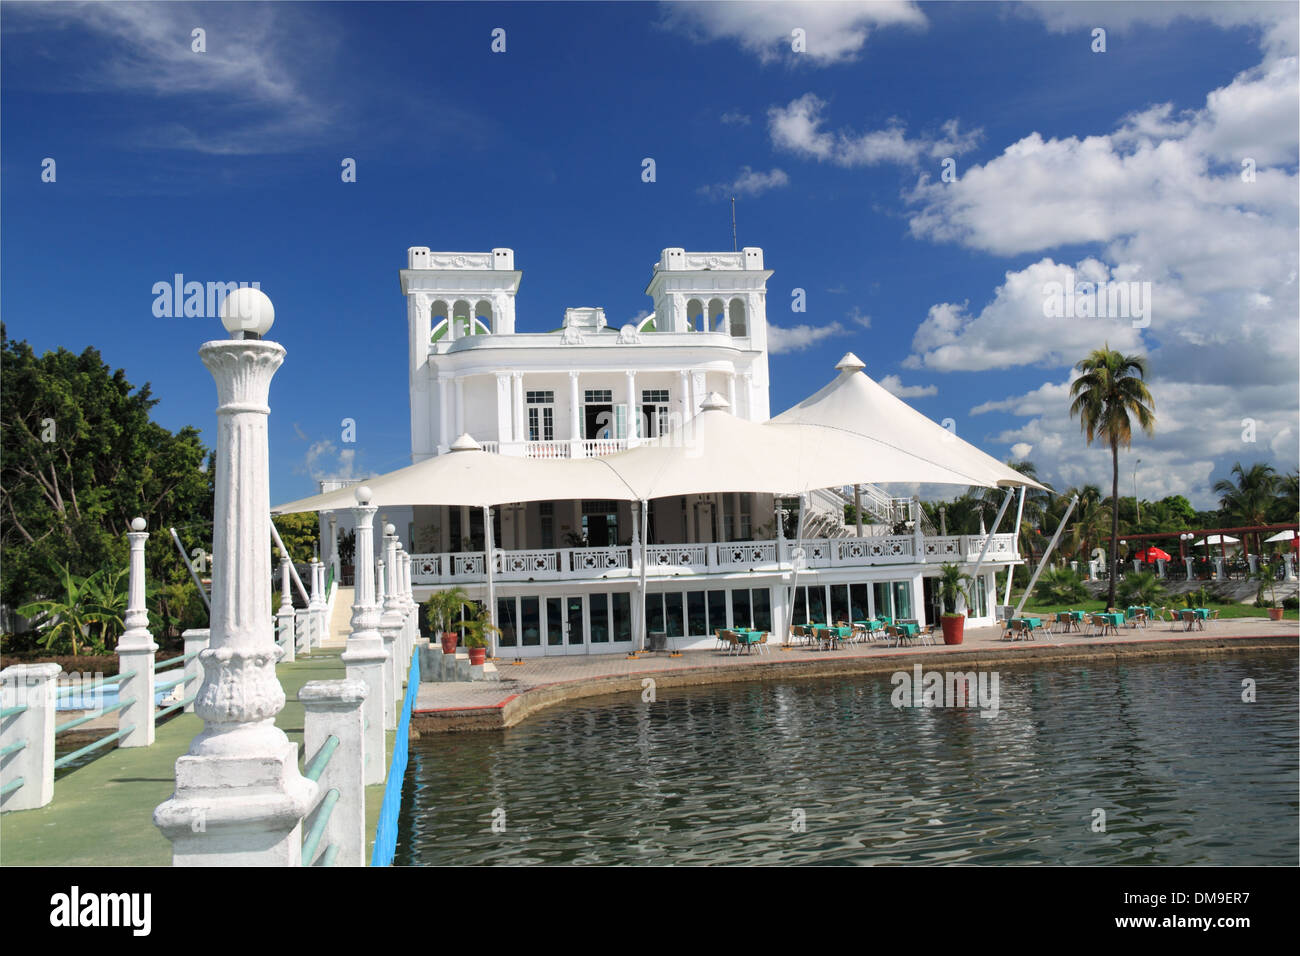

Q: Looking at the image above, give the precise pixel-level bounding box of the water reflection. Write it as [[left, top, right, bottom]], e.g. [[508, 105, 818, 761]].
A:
[[397, 655, 1297, 865]]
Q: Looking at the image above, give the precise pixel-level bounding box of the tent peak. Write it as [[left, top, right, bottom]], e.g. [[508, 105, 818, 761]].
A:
[[449, 433, 482, 452], [699, 391, 731, 412], [835, 352, 865, 373]]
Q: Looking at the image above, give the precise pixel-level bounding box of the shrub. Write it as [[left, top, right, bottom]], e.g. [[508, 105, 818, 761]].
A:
[[1117, 570, 1167, 607], [1038, 566, 1089, 604]]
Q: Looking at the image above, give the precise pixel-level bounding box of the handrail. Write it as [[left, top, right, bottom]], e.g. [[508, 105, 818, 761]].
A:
[[153, 672, 188, 694], [0, 777, 24, 796], [155, 650, 201, 671], [156, 694, 198, 720], [55, 697, 135, 735], [0, 738, 28, 758], [303, 734, 340, 783], [0, 704, 29, 720], [301, 788, 340, 866], [53, 724, 134, 770], [371, 647, 419, 866]]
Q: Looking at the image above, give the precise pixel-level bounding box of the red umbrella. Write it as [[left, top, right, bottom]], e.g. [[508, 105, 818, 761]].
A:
[[1135, 546, 1171, 563]]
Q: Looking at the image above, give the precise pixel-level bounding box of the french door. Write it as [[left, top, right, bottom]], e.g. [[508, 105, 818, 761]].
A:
[[545, 595, 587, 656]]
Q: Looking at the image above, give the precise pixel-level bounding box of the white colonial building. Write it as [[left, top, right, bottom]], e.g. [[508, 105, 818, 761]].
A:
[[318, 245, 1019, 657]]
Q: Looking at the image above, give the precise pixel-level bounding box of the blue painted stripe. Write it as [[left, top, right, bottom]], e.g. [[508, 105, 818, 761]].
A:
[[370, 647, 419, 867]]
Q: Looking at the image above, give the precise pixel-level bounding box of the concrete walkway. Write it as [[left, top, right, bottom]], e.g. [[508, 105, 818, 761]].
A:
[[413, 615, 1298, 731], [0, 649, 391, 866], [322, 586, 354, 648]]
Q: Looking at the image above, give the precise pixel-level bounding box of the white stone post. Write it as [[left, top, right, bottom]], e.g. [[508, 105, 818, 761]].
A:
[[1248, 554, 1259, 576], [1185, 556, 1194, 581], [328, 513, 340, 583], [341, 487, 388, 786], [154, 291, 315, 866], [181, 628, 209, 714], [1213, 557, 1225, 581], [1285, 553, 1296, 581], [1, 663, 61, 811], [309, 558, 324, 649], [116, 517, 158, 748], [569, 370, 582, 456], [276, 553, 296, 663], [379, 527, 404, 730], [1156, 558, 1166, 578], [299, 679, 367, 867], [399, 547, 416, 671]]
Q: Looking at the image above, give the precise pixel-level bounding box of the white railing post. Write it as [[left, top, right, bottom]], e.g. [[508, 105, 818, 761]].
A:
[[341, 486, 388, 786], [379, 528, 403, 729], [154, 291, 315, 865], [117, 517, 157, 748], [309, 558, 324, 649], [181, 628, 209, 713], [1, 663, 61, 812], [277, 553, 296, 663], [300, 678, 366, 867]]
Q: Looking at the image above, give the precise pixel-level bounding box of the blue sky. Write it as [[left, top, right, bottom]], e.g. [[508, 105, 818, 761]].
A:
[[3, 1, 1297, 508]]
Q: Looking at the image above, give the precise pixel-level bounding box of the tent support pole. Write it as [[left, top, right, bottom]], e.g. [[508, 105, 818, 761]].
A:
[[270, 520, 311, 605], [483, 505, 496, 659], [170, 527, 211, 613], [638, 500, 649, 652], [1014, 495, 1079, 618], [1003, 485, 1026, 606], [968, 488, 1014, 607]]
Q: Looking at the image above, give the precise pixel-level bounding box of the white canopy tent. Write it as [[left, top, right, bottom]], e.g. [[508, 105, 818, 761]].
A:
[[273, 359, 1047, 653], [769, 353, 1046, 491], [1194, 534, 1240, 546], [1263, 530, 1297, 543]]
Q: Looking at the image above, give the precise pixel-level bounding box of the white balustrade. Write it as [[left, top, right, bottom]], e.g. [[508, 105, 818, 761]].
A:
[[567, 546, 630, 572]]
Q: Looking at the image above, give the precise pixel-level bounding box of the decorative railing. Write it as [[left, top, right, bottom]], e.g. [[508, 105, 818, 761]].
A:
[[407, 533, 1019, 585], [579, 439, 627, 457], [525, 440, 569, 459]]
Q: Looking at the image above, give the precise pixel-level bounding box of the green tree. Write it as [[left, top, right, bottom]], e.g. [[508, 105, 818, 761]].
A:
[[1, 327, 213, 617], [1213, 462, 1278, 555], [1068, 345, 1156, 609], [272, 512, 322, 566]]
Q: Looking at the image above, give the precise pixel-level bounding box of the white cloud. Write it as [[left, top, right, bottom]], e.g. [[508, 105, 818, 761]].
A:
[[720, 110, 752, 126], [769, 94, 981, 167], [768, 321, 847, 354], [847, 307, 871, 328], [303, 440, 358, 480], [660, 1, 926, 65], [1010, 442, 1033, 461], [878, 374, 937, 398], [699, 166, 790, 200]]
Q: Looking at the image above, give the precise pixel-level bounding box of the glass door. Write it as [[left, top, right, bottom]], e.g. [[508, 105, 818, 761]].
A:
[[564, 594, 587, 655]]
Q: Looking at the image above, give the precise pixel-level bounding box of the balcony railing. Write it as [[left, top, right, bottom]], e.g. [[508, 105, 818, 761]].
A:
[[408, 533, 1018, 585], [473, 439, 630, 459]]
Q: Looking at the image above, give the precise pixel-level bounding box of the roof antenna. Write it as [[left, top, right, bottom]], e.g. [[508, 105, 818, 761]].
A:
[[730, 196, 737, 252]]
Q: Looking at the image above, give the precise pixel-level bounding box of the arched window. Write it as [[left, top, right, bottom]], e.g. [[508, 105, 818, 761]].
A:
[[475, 298, 494, 334], [431, 299, 450, 342], [729, 298, 747, 336], [708, 298, 726, 333], [452, 301, 473, 337], [687, 298, 704, 332]]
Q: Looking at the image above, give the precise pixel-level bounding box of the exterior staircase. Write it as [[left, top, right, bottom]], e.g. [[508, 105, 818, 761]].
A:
[[323, 585, 354, 647]]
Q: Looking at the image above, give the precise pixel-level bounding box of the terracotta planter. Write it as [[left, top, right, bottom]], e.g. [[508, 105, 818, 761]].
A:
[[1268, 607, 1284, 621], [941, 615, 965, 645], [440, 631, 460, 654], [468, 647, 487, 666]]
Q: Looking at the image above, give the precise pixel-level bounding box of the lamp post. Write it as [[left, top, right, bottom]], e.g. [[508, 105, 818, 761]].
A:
[[154, 288, 315, 866]]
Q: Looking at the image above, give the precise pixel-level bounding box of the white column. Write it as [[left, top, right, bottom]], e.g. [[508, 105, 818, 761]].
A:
[[495, 373, 512, 445], [379, 527, 404, 731], [437, 374, 450, 452], [299, 679, 367, 867], [569, 371, 582, 454], [117, 517, 157, 748], [454, 376, 465, 437], [512, 372, 525, 443], [341, 487, 388, 786], [679, 370, 690, 426], [308, 558, 323, 649], [328, 513, 340, 582], [0, 663, 61, 811], [727, 372, 737, 413], [154, 306, 315, 866], [625, 370, 638, 442], [277, 553, 296, 663]]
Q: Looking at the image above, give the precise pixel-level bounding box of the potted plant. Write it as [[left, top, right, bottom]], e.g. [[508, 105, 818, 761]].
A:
[[423, 586, 472, 655], [1253, 557, 1285, 621], [459, 603, 501, 666], [936, 563, 973, 645]]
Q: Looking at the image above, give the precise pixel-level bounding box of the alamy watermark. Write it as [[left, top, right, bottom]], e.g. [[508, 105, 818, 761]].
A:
[[891, 664, 1000, 718], [151, 275, 262, 319], [1042, 274, 1151, 328]]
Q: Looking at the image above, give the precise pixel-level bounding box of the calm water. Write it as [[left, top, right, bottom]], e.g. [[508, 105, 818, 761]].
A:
[[395, 655, 1298, 865]]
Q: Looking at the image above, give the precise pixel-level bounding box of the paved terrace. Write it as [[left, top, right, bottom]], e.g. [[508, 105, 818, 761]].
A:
[[0, 649, 392, 867], [414, 616, 1299, 732]]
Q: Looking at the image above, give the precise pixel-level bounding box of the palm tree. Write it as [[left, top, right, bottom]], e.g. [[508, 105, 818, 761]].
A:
[[1066, 484, 1110, 562], [1069, 346, 1156, 608], [1213, 461, 1279, 555]]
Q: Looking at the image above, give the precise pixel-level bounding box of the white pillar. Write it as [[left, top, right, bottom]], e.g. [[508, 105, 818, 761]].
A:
[[454, 377, 465, 437], [1185, 557, 1194, 581], [379, 527, 404, 730], [276, 553, 296, 663], [154, 303, 315, 866], [437, 374, 450, 453], [1214, 557, 1225, 581], [512, 372, 525, 443], [117, 517, 157, 748], [625, 370, 638, 442], [569, 371, 582, 454], [727, 372, 737, 415], [181, 628, 209, 714], [299, 678, 367, 867], [328, 513, 340, 582], [679, 369, 690, 427], [341, 487, 388, 786], [0, 663, 61, 811]]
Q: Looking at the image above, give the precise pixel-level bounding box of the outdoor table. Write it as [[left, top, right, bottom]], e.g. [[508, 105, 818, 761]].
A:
[[894, 622, 920, 644], [1181, 608, 1211, 631], [1014, 617, 1043, 638], [1095, 612, 1124, 635]]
